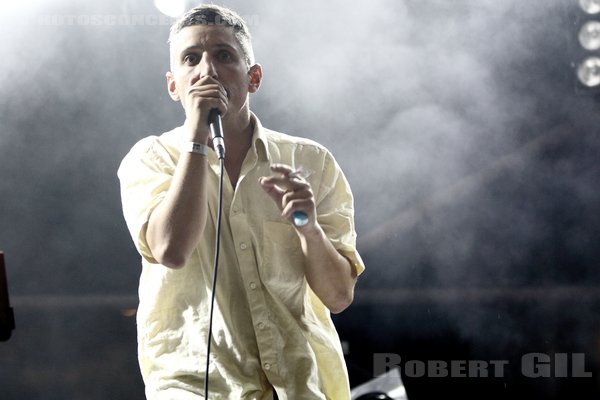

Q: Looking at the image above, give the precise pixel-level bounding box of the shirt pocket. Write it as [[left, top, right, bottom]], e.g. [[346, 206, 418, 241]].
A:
[[261, 221, 306, 315]]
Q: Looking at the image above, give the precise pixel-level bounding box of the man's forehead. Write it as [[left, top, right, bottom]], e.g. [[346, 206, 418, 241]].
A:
[[171, 24, 239, 53]]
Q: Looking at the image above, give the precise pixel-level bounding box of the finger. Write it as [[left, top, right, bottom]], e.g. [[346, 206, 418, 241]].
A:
[[193, 76, 225, 91], [262, 176, 308, 192], [270, 164, 295, 176], [270, 164, 310, 187], [281, 187, 312, 206], [198, 76, 229, 99], [187, 87, 228, 104], [259, 176, 286, 206], [188, 78, 228, 105], [281, 198, 313, 220], [186, 89, 229, 116], [188, 82, 226, 92]]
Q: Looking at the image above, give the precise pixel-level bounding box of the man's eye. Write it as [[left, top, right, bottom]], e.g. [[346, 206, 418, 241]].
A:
[[216, 50, 232, 62], [183, 54, 199, 65]]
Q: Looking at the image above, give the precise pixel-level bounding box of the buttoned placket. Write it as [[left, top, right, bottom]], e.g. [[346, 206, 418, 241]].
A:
[[212, 146, 282, 385]]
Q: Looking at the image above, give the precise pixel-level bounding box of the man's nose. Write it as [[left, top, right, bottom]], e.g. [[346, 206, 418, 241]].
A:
[[198, 53, 218, 79]]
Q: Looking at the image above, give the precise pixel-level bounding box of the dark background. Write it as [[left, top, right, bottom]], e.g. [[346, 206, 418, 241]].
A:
[[1, 0, 600, 398]]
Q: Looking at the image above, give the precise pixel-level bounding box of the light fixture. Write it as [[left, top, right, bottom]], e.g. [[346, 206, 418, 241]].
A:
[[573, 0, 600, 92], [580, 0, 600, 14], [577, 56, 600, 87], [579, 20, 600, 50], [154, 0, 189, 18]]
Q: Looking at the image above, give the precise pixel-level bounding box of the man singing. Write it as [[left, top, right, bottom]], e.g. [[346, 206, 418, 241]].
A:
[[118, 5, 365, 399]]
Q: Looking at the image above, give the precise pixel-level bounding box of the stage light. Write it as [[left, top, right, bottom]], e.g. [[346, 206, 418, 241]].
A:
[[579, 21, 600, 50], [577, 56, 600, 87], [572, 1, 600, 93], [580, 0, 600, 14], [154, 0, 188, 18]]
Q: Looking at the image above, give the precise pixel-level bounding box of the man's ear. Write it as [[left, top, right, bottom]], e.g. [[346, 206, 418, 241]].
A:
[[166, 71, 180, 101], [248, 64, 263, 94]]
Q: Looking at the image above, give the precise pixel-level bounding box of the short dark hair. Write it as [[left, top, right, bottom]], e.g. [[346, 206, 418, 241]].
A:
[[169, 4, 255, 67]]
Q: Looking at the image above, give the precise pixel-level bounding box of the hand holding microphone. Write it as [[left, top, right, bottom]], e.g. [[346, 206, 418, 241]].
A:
[[182, 75, 228, 145]]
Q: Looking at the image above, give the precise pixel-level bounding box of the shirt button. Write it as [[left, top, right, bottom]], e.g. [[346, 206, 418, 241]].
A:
[[264, 363, 271, 370], [249, 282, 257, 290], [258, 322, 265, 330], [240, 243, 248, 250]]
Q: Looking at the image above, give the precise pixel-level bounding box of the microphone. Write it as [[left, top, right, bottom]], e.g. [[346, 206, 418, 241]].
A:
[[208, 109, 225, 160], [0, 252, 15, 342]]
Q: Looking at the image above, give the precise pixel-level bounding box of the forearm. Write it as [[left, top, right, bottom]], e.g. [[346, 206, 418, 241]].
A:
[[146, 152, 208, 268], [299, 224, 357, 314]]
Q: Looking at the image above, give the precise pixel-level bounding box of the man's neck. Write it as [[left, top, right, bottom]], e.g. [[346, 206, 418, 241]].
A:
[[221, 109, 253, 158], [218, 109, 255, 187]]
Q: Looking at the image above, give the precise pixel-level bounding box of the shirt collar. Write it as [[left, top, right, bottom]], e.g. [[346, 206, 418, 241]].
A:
[[250, 112, 270, 162], [172, 112, 270, 163]]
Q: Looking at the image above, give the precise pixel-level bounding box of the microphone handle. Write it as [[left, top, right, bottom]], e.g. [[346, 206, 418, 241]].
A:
[[208, 109, 225, 159]]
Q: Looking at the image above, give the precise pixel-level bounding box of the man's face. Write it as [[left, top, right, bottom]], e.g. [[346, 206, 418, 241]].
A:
[[167, 24, 260, 118]]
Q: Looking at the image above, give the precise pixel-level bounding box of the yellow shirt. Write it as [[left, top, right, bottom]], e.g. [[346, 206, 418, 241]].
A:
[[118, 115, 365, 400]]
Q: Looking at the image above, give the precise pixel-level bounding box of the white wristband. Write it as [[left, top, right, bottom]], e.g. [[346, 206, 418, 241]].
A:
[[182, 141, 209, 156]]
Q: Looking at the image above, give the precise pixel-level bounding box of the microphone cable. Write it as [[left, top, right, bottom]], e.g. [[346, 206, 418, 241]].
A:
[[204, 152, 225, 399]]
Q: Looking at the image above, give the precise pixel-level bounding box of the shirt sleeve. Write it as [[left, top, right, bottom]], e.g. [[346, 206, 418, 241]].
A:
[[314, 151, 366, 276], [117, 136, 176, 264]]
